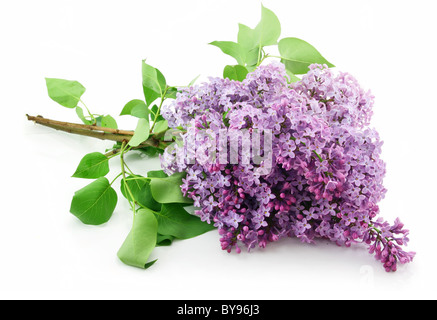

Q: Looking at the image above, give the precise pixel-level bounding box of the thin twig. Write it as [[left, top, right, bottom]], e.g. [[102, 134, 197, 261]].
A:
[[26, 115, 134, 135], [26, 114, 160, 149]]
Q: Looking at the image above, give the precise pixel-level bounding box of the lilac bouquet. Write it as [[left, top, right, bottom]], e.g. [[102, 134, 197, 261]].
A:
[[29, 5, 414, 271], [161, 63, 415, 272]]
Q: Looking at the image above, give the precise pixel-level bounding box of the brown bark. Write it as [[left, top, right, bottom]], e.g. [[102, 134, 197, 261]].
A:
[[26, 115, 160, 149]]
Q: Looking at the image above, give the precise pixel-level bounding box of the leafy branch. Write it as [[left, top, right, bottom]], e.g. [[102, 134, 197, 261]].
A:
[[30, 56, 212, 269], [210, 4, 334, 82]]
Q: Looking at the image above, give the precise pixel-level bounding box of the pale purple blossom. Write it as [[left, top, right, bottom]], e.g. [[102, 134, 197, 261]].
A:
[[160, 63, 414, 272]]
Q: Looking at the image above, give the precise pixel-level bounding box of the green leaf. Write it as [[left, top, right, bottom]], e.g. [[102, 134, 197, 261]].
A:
[[165, 87, 178, 100], [253, 5, 281, 47], [142, 61, 166, 106], [236, 24, 261, 68], [70, 177, 118, 225], [142, 87, 160, 108], [72, 152, 110, 179], [156, 234, 174, 246], [120, 99, 149, 119], [117, 208, 158, 269], [45, 78, 86, 108], [101, 115, 118, 129], [149, 172, 193, 204], [120, 175, 148, 202], [75, 106, 93, 125], [109, 142, 122, 152], [128, 118, 150, 147], [137, 146, 163, 157], [235, 6, 281, 68], [278, 37, 335, 75], [223, 65, 249, 82], [245, 48, 261, 70], [150, 105, 165, 122], [152, 120, 168, 134], [94, 116, 103, 127], [188, 75, 201, 87], [155, 204, 215, 239], [150, 105, 158, 120], [119, 174, 161, 211], [286, 70, 301, 83], [209, 41, 245, 65], [138, 182, 162, 212], [238, 23, 257, 51], [148, 170, 168, 178]]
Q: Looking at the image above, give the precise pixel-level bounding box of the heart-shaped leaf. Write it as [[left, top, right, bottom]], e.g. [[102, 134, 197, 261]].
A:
[[253, 4, 281, 47], [70, 177, 118, 225], [128, 118, 150, 147], [117, 208, 158, 269], [120, 99, 150, 119], [149, 172, 193, 204], [142, 61, 166, 106], [155, 204, 215, 239], [75, 107, 93, 125], [278, 37, 335, 74], [72, 152, 109, 179], [210, 41, 245, 65], [45, 78, 86, 108], [223, 65, 249, 82], [100, 115, 118, 129]]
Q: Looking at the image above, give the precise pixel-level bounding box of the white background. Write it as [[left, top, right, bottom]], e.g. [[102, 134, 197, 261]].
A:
[[1, 0, 436, 300]]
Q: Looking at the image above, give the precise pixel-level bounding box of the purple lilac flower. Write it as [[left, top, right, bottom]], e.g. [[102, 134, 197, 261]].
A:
[[160, 62, 415, 272]]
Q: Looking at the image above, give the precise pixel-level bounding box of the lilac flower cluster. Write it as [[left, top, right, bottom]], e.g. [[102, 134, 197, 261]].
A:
[[160, 63, 415, 271]]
